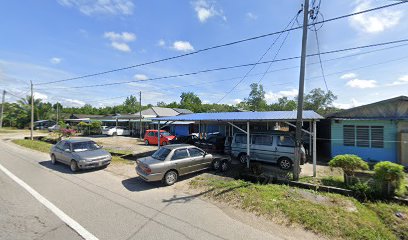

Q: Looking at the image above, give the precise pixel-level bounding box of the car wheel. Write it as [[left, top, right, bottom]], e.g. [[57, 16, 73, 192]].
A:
[[112, 132, 117, 137], [220, 160, 230, 172], [238, 153, 247, 164], [163, 170, 178, 186], [144, 140, 149, 145], [70, 160, 79, 172], [278, 157, 293, 170], [162, 141, 167, 146], [51, 154, 57, 165], [212, 159, 221, 171]]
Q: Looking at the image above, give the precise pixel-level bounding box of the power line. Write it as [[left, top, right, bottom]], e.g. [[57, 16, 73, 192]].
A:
[[35, 1, 407, 86], [313, 24, 329, 92], [38, 38, 408, 91]]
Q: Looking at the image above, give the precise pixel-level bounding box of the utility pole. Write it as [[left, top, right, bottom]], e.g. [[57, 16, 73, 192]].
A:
[[0, 90, 6, 128], [30, 81, 34, 140], [56, 102, 59, 123], [294, 0, 310, 181], [139, 91, 142, 139]]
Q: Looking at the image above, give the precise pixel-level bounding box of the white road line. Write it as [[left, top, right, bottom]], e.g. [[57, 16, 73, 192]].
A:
[[0, 163, 99, 240]]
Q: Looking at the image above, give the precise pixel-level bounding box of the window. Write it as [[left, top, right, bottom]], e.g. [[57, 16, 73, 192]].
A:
[[234, 134, 247, 144], [357, 126, 369, 147], [278, 135, 295, 147], [152, 148, 171, 161], [343, 125, 355, 146], [252, 135, 273, 145], [188, 148, 204, 157], [371, 126, 384, 148], [148, 131, 154, 137], [62, 142, 71, 151], [171, 149, 189, 160]]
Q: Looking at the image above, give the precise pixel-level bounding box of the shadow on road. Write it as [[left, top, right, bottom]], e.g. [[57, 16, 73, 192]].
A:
[[121, 177, 163, 192], [38, 160, 104, 175]]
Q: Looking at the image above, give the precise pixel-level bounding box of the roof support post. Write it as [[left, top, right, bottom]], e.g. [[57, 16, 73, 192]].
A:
[[247, 121, 250, 168], [309, 121, 312, 156], [158, 121, 161, 149], [313, 120, 317, 177]]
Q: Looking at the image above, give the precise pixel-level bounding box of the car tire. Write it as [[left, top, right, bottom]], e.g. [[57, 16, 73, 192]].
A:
[[144, 140, 149, 145], [212, 158, 221, 171], [163, 170, 178, 186], [51, 154, 57, 165], [238, 153, 247, 164], [70, 160, 79, 172], [278, 157, 293, 170], [220, 160, 230, 172], [162, 141, 167, 146], [113, 132, 117, 137]]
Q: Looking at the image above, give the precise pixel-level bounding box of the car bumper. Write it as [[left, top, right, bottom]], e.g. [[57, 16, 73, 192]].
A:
[[136, 166, 163, 182], [78, 159, 111, 169]]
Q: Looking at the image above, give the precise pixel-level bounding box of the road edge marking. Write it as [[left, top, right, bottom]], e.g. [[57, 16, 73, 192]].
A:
[[0, 163, 99, 240]]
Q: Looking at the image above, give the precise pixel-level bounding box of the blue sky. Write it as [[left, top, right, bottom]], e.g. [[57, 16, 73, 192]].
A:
[[0, 0, 407, 108]]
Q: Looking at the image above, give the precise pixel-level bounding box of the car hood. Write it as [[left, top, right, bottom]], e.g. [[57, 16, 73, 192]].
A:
[[137, 156, 163, 166], [73, 149, 110, 160], [162, 136, 175, 140]]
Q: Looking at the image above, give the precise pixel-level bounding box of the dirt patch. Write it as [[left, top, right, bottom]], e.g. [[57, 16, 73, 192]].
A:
[[295, 189, 357, 212], [88, 136, 157, 154]]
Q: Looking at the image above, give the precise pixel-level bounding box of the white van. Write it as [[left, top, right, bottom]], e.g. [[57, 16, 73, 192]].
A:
[[230, 132, 306, 170]]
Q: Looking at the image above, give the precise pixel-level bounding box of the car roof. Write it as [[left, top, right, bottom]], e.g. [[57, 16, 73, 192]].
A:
[[63, 138, 94, 143], [163, 144, 194, 150], [146, 129, 167, 132]]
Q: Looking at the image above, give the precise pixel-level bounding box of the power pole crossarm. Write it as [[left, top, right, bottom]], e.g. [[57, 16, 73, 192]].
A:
[[294, 0, 310, 181]]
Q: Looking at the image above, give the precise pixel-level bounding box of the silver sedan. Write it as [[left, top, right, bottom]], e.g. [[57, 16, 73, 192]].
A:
[[50, 139, 112, 172], [136, 144, 229, 186]]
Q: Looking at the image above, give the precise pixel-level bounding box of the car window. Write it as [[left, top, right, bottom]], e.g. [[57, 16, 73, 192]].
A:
[[161, 132, 171, 136], [252, 135, 273, 145], [55, 141, 64, 149], [188, 148, 204, 157], [171, 149, 189, 160], [234, 134, 247, 144], [278, 135, 295, 147], [148, 132, 154, 137], [72, 141, 100, 152], [62, 142, 71, 151], [151, 147, 171, 161]]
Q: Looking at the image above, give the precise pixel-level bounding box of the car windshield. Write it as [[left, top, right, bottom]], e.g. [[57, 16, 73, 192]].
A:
[[151, 147, 171, 160], [161, 132, 171, 136], [72, 141, 100, 152]]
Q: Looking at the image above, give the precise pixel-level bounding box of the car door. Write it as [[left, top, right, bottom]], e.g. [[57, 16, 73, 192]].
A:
[[53, 141, 65, 162], [59, 142, 72, 164], [276, 135, 296, 160], [251, 134, 275, 163], [187, 147, 208, 171], [169, 148, 192, 175]]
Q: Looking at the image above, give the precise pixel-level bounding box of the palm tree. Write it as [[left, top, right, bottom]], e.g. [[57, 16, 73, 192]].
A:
[[18, 96, 43, 121]]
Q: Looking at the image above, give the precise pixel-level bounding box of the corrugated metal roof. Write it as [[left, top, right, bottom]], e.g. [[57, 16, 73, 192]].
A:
[[152, 111, 323, 122]]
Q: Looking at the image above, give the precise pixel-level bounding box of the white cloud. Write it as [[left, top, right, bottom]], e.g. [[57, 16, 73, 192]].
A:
[[172, 41, 195, 52], [50, 57, 62, 64], [265, 89, 298, 102], [346, 78, 377, 88], [333, 98, 360, 109], [158, 39, 166, 47], [350, 0, 402, 33], [61, 98, 85, 107], [33, 92, 48, 100], [192, 0, 226, 23], [233, 99, 242, 104], [246, 12, 257, 20], [104, 32, 136, 42], [104, 32, 136, 52], [340, 73, 357, 79], [388, 74, 408, 86], [111, 42, 131, 52], [57, 0, 134, 16], [134, 74, 148, 80]]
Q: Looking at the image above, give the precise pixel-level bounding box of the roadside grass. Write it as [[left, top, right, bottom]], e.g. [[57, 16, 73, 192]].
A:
[[190, 176, 403, 240], [12, 139, 133, 164], [300, 175, 346, 189]]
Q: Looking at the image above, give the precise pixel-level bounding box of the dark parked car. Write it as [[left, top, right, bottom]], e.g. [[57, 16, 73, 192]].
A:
[[169, 134, 199, 145], [50, 139, 111, 172], [194, 135, 226, 154]]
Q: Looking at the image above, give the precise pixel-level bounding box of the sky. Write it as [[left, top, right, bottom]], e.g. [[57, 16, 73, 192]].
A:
[[0, 0, 407, 109]]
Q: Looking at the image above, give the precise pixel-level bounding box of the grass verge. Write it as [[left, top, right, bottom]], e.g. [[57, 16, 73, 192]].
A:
[[190, 176, 408, 240], [12, 139, 133, 164]]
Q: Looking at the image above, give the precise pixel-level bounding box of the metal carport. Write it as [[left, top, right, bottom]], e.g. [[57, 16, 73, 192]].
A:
[[152, 110, 323, 176]]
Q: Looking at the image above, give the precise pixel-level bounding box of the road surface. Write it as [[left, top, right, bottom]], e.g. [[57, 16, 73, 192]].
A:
[[0, 137, 319, 240]]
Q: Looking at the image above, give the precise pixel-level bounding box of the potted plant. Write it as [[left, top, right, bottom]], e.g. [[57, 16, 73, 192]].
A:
[[373, 161, 405, 197], [329, 154, 369, 185]]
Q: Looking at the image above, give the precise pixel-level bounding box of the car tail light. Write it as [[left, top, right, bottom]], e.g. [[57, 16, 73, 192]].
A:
[[144, 166, 152, 174]]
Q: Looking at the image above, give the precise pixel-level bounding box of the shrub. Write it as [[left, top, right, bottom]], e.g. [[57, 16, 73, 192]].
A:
[[349, 182, 375, 201], [60, 128, 76, 138], [329, 154, 369, 185], [373, 161, 405, 197]]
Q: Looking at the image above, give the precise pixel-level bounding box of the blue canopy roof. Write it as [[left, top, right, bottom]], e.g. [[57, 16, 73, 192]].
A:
[[152, 110, 323, 122]]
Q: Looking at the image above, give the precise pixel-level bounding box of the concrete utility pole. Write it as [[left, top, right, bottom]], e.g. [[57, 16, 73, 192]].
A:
[[139, 91, 142, 139], [56, 102, 59, 123], [294, 0, 310, 181], [30, 81, 34, 140], [0, 90, 6, 128]]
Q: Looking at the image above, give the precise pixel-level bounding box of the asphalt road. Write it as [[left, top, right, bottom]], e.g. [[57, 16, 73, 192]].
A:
[[0, 137, 318, 240]]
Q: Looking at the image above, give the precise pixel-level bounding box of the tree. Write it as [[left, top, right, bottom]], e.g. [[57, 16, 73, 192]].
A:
[[269, 97, 297, 111], [245, 83, 267, 111], [304, 88, 337, 115], [180, 92, 202, 112], [123, 95, 139, 113]]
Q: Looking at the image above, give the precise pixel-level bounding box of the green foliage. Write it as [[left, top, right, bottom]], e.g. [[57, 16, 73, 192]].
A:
[[245, 83, 267, 111], [373, 161, 405, 197], [349, 182, 375, 201], [304, 88, 339, 115], [12, 139, 52, 153], [180, 92, 202, 112], [329, 154, 369, 176]]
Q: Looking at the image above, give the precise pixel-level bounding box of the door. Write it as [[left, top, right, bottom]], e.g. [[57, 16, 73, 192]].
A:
[[59, 142, 72, 164], [276, 135, 296, 160], [53, 141, 65, 162], [146, 131, 156, 144], [251, 134, 275, 162], [188, 147, 208, 171], [169, 148, 192, 175]]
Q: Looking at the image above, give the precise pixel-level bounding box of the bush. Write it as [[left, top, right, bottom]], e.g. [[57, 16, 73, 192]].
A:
[[60, 128, 76, 138], [373, 161, 405, 197], [349, 182, 375, 201], [329, 154, 369, 185]]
